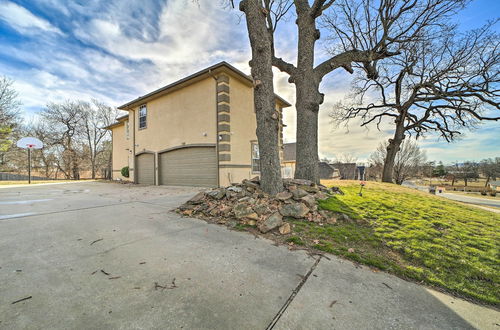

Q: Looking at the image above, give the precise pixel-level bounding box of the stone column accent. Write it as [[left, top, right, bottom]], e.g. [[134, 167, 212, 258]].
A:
[[217, 74, 231, 162], [278, 106, 284, 162]]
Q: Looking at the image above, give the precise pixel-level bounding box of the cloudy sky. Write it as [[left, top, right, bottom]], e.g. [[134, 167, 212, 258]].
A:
[[0, 0, 498, 164]]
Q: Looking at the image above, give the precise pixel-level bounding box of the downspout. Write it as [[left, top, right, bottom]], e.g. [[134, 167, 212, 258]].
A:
[[128, 106, 136, 183], [208, 69, 220, 187]]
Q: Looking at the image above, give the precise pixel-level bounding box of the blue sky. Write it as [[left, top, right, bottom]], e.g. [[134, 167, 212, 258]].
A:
[[0, 0, 498, 164]]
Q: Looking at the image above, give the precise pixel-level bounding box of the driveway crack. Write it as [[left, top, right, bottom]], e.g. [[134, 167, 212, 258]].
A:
[[266, 256, 322, 330]]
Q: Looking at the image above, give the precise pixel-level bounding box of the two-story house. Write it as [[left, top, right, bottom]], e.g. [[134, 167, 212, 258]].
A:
[[106, 62, 290, 187]]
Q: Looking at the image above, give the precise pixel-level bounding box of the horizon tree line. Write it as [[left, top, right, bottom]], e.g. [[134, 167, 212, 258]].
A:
[[0, 79, 117, 180]]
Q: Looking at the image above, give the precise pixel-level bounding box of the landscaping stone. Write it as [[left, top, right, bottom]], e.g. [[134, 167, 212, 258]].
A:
[[176, 177, 343, 234], [253, 203, 271, 216], [292, 188, 308, 200], [300, 194, 317, 210], [206, 189, 226, 200], [258, 212, 283, 233], [279, 202, 310, 218], [299, 184, 320, 193], [233, 203, 255, 219], [276, 191, 293, 201], [242, 179, 259, 190], [227, 186, 243, 192], [186, 192, 205, 204], [278, 223, 291, 235], [314, 191, 329, 200]]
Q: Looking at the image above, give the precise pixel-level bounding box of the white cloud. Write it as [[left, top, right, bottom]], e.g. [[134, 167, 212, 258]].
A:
[[1, 0, 496, 164], [0, 1, 63, 35]]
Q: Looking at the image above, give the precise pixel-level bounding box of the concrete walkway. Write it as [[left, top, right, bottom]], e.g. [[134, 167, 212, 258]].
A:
[[0, 182, 498, 329]]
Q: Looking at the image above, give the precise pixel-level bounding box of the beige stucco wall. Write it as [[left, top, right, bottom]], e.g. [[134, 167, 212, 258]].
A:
[[112, 67, 288, 187], [218, 73, 256, 186], [133, 77, 217, 153], [111, 123, 130, 180]]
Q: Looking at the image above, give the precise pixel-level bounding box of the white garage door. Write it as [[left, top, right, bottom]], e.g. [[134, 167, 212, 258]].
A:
[[159, 146, 217, 187]]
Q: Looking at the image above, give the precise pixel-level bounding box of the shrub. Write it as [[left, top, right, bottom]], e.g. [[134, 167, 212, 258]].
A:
[[121, 166, 129, 178]]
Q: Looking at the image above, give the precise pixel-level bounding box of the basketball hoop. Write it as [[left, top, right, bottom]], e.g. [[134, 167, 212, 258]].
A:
[[17, 137, 43, 149], [16, 137, 44, 184]]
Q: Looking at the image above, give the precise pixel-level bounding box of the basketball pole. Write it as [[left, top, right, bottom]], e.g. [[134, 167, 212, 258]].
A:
[[28, 148, 31, 184]]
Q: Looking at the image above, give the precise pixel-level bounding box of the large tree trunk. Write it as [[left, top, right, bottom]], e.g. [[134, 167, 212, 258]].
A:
[[382, 116, 405, 183], [240, 0, 283, 195], [293, 9, 321, 184], [294, 78, 320, 183]]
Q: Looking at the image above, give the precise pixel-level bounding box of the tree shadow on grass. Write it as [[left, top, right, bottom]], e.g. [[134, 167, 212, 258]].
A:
[[317, 195, 360, 219]]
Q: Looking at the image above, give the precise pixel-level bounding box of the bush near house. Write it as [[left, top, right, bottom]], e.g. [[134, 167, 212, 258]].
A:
[[121, 166, 129, 178], [302, 181, 499, 305]]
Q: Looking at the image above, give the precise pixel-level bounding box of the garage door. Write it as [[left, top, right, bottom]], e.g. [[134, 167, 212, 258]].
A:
[[159, 146, 217, 187], [136, 153, 155, 185]]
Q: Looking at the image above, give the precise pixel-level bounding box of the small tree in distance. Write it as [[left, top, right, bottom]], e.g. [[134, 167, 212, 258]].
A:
[[370, 139, 426, 185]]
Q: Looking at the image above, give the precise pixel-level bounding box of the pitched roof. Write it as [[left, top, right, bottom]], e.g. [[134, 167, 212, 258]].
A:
[[103, 113, 129, 130], [283, 143, 296, 162], [117, 61, 291, 110]]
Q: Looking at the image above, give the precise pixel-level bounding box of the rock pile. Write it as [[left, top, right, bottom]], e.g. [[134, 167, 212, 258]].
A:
[[176, 177, 343, 235]]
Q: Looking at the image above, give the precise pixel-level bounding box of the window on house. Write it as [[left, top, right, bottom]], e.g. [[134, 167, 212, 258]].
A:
[[125, 120, 129, 139], [251, 142, 260, 173], [139, 105, 147, 129]]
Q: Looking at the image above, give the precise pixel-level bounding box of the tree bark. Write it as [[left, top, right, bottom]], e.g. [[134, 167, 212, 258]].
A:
[[240, 0, 283, 195], [293, 6, 321, 183], [382, 115, 406, 183], [294, 79, 320, 182]]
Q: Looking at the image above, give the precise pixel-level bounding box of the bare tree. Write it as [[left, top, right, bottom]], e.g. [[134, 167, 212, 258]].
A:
[[40, 101, 85, 179], [335, 22, 499, 183], [0, 76, 21, 156], [237, 0, 290, 195], [27, 121, 58, 178], [452, 161, 479, 187], [335, 153, 357, 164], [269, 0, 464, 183], [479, 157, 500, 186], [80, 100, 116, 179], [370, 138, 426, 184]]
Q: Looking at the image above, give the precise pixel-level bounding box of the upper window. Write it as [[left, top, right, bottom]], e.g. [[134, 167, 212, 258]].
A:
[[251, 142, 260, 173], [125, 120, 129, 139], [139, 105, 147, 129]]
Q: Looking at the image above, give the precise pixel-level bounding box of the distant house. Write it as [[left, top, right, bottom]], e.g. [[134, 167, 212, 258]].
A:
[[281, 143, 341, 180], [488, 180, 500, 191], [319, 162, 340, 180], [105, 62, 290, 187], [332, 163, 357, 180]]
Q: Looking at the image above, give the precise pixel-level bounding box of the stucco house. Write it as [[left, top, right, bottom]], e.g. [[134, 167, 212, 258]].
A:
[[488, 180, 500, 191], [106, 62, 291, 187]]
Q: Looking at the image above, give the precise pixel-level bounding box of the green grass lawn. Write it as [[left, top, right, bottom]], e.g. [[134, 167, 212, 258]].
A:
[[291, 181, 499, 305]]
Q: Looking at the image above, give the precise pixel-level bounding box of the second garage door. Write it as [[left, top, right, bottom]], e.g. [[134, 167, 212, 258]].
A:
[[159, 146, 217, 187]]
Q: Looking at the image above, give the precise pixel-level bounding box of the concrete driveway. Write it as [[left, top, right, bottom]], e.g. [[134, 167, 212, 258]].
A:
[[0, 182, 498, 329]]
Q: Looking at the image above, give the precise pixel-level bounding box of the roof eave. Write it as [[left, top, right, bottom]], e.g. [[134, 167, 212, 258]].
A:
[[117, 62, 291, 110]]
